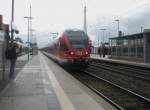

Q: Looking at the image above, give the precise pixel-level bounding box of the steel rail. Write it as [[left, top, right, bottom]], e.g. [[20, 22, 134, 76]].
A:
[[83, 70, 150, 103], [91, 59, 150, 72], [92, 61, 150, 77], [77, 75, 124, 110], [90, 63, 150, 82]]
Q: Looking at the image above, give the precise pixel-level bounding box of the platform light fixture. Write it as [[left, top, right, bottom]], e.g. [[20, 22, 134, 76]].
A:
[[24, 16, 32, 60], [100, 28, 106, 44], [115, 19, 120, 37], [11, 0, 14, 44]]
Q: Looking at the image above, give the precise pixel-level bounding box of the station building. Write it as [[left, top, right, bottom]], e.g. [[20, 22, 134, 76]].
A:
[[109, 29, 150, 63], [0, 15, 10, 80]]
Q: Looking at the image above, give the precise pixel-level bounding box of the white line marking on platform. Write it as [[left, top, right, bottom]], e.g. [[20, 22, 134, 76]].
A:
[[44, 88, 53, 94], [39, 52, 76, 110], [43, 79, 50, 85]]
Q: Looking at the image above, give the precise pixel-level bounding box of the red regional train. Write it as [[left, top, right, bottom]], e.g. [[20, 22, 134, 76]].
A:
[[43, 29, 91, 66]]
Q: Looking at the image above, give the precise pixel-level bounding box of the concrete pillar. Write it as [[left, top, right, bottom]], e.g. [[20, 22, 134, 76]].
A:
[[135, 37, 138, 58], [121, 40, 123, 56], [128, 39, 130, 57], [116, 40, 118, 56], [110, 40, 113, 56], [143, 29, 150, 63]]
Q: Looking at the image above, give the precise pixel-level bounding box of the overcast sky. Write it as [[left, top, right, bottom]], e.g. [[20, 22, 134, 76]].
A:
[[0, 0, 150, 46]]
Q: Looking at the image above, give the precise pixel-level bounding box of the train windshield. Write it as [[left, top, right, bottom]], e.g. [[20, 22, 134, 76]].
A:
[[65, 30, 88, 48]]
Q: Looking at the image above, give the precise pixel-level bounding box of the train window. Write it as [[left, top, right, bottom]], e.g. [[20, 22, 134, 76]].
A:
[[70, 39, 88, 48], [65, 30, 88, 38], [59, 43, 68, 51], [65, 30, 89, 48]]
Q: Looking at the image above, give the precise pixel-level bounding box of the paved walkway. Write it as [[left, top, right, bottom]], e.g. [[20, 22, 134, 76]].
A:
[[0, 55, 28, 92], [0, 54, 61, 110], [0, 53, 116, 110]]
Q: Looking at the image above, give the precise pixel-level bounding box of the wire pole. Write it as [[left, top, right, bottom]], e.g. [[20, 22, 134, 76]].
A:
[[30, 5, 33, 54], [83, 5, 87, 33], [98, 30, 100, 47], [115, 19, 120, 37], [24, 17, 32, 60], [27, 19, 29, 60], [11, 0, 14, 44], [24, 4, 33, 60], [100, 29, 106, 44], [141, 26, 143, 33]]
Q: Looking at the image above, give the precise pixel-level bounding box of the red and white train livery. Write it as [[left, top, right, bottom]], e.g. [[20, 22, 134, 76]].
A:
[[43, 29, 91, 65]]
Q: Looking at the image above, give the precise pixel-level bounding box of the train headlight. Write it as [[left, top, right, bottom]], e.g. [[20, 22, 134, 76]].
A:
[[85, 51, 88, 55], [70, 52, 74, 55]]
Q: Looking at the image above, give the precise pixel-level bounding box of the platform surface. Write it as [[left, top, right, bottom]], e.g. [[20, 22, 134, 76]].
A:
[[0, 54, 28, 92], [0, 52, 117, 110], [91, 54, 150, 68]]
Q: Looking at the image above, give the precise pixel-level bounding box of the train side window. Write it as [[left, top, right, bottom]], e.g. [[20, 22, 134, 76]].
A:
[[60, 43, 68, 51]]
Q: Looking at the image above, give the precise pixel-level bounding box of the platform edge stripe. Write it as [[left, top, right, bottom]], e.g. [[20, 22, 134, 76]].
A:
[[39, 52, 76, 110]]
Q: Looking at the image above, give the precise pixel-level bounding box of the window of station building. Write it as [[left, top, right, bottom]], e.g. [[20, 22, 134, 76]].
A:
[[141, 39, 144, 45], [130, 40, 136, 56], [111, 40, 116, 46], [123, 39, 128, 46], [130, 39, 136, 46], [137, 38, 144, 58], [122, 39, 128, 56], [137, 38, 143, 46], [116, 40, 120, 45], [110, 40, 116, 55]]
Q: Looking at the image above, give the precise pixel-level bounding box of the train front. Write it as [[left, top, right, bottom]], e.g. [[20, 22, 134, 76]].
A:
[[61, 29, 91, 65]]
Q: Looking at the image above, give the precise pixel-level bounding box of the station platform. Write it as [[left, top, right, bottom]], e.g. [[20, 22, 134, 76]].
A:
[[0, 54, 28, 92], [91, 54, 150, 68], [0, 52, 116, 110]]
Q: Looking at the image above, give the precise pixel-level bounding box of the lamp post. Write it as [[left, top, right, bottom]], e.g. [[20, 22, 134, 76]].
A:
[[98, 29, 100, 47], [141, 26, 143, 33], [115, 19, 120, 37], [24, 16, 32, 60], [11, 0, 14, 44], [82, 0, 87, 33], [100, 28, 106, 44]]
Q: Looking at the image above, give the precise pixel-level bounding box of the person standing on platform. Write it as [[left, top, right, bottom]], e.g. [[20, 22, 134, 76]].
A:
[[101, 44, 107, 58], [103, 45, 107, 58], [5, 43, 18, 79], [98, 46, 101, 57]]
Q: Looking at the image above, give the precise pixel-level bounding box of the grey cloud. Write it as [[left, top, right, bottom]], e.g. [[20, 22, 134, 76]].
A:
[[121, 5, 150, 34], [91, 4, 150, 41]]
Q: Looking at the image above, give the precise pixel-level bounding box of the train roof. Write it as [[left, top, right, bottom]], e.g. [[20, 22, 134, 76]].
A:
[[64, 28, 84, 31], [64, 29, 88, 36], [64, 29, 85, 33]]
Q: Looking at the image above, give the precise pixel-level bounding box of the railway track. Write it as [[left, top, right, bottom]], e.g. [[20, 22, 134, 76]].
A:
[[91, 59, 150, 77], [90, 62, 150, 82], [69, 70, 150, 110], [45, 54, 150, 109], [87, 59, 150, 98]]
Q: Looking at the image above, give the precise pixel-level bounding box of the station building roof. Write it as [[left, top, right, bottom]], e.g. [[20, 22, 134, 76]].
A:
[[109, 33, 143, 40]]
